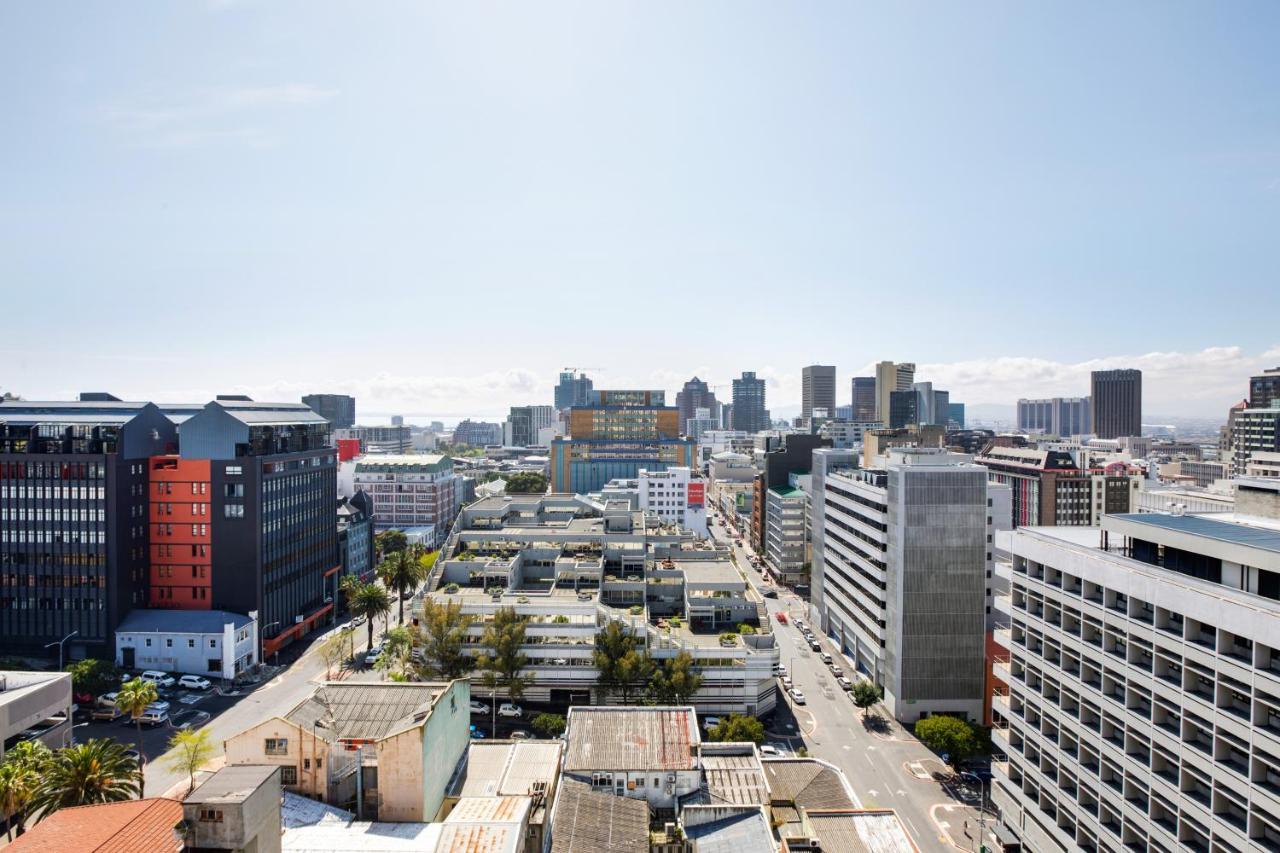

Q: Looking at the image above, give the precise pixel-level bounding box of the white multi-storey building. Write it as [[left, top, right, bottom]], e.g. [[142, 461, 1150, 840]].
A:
[[351, 454, 464, 547], [992, 479, 1280, 852], [816, 448, 992, 722], [638, 466, 707, 537]]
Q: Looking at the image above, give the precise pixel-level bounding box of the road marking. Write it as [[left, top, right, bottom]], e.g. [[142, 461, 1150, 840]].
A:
[[864, 754, 875, 767]]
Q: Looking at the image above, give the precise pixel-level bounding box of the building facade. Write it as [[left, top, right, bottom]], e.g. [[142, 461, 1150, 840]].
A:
[[1231, 404, 1280, 476], [507, 405, 556, 447], [1251, 367, 1280, 409], [992, 500, 1280, 852], [731, 372, 769, 434], [554, 372, 594, 411], [351, 455, 463, 546], [1091, 370, 1143, 440], [638, 467, 707, 537], [114, 608, 256, 679], [851, 377, 877, 422], [452, 420, 503, 448], [874, 361, 916, 425], [807, 447, 856, 625], [976, 446, 1139, 528], [817, 449, 991, 721], [333, 425, 410, 454], [676, 378, 718, 430], [550, 394, 696, 493], [801, 365, 837, 420], [1017, 397, 1092, 436], [301, 394, 356, 430]]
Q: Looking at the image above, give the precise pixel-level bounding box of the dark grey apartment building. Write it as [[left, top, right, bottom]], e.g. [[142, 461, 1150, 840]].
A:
[[301, 394, 355, 429], [0, 400, 178, 658], [732, 371, 769, 433], [1090, 369, 1142, 439], [801, 365, 837, 419], [851, 376, 877, 422]]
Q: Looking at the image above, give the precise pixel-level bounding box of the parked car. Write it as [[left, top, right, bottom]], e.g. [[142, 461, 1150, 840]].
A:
[[775, 663, 787, 677], [781, 675, 793, 689], [509, 730, 532, 740], [138, 707, 169, 727], [352, 614, 367, 627], [92, 705, 124, 721], [551, 658, 569, 666], [122, 748, 142, 765], [469, 726, 486, 740], [761, 587, 778, 598], [829, 666, 843, 678], [469, 701, 490, 716], [498, 703, 523, 718], [759, 744, 782, 757], [789, 688, 806, 705], [97, 691, 120, 709], [819, 652, 833, 665], [364, 646, 383, 666], [140, 671, 176, 688], [808, 640, 821, 652], [702, 716, 722, 731], [794, 620, 807, 632], [775, 612, 788, 624], [837, 676, 854, 691], [178, 675, 211, 691]]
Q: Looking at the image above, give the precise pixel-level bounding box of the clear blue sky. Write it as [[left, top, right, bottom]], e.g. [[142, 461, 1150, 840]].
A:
[[2, 2, 1277, 419]]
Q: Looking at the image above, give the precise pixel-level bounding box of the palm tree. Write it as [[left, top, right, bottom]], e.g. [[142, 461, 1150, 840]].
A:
[[350, 583, 392, 651], [0, 741, 50, 840], [30, 740, 141, 818], [116, 678, 159, 752], [379, 549, 425, 625]]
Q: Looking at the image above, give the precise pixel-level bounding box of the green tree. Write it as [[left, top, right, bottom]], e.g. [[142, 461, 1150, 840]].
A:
[[30, 740, 142, 818], [66, 659, 121, 700], [0, 741, 51, 840], [116, 678, 159, 750], [475, 607, 533, 702], [593, 621, 655, 705], [339, 573, 362, 607], [851, 680, 880, 718], [317, 632, 349, 680], [375, 626, 414, 680], [350, 583, 392, 650], [914, 715, 979, 766], [531, 713, 566, 738], [504, 471, 548, 494], [650, 651, 703, 705], [163, 728, 215, 795], [416, 598, 475, 679], [709, 714, 765, 745], [376, 530, 408, 556], [380, 548, 425, 624]]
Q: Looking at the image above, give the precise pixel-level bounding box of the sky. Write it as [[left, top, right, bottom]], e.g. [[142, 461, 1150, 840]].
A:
[[2, 2, 1278, 422]]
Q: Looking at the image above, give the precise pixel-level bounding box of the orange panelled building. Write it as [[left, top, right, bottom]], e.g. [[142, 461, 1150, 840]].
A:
[[148, 457, 213, 609]]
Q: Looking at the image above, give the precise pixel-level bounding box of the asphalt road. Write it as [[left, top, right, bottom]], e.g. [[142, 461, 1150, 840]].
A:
[[708, 509, 993, 853]]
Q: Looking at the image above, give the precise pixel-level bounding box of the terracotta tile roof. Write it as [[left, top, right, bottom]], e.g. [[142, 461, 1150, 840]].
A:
[[8, 798, 183, 853]]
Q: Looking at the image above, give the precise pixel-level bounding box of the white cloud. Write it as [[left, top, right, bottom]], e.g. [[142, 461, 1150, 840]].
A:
[[100, 83, 338, 149]]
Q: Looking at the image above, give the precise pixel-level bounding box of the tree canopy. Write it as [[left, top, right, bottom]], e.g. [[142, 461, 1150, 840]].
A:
[[416, 598, 475, 679], [851, 680, 880, 717], [709, 714, 765, 744], [649, 651, 702, 705], [376, 530, 408, 555], [504, 471, 548, 494], [67, 659, 121, 699], [914, 715, 979, 765], [476, 607, 533, 702], [593, 621, 653, 705], [164, 728, 215, 795], [30, 740, 142, 817], [350, 583, 392, 649]]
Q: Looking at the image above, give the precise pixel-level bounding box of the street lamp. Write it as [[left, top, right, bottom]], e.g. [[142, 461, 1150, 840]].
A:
[[44, 630, 78, 671], [960, 770, 989, 853], [261, 621, 281, 667]]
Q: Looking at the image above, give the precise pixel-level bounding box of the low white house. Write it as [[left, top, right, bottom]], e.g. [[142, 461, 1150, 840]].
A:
[[115, 609, 257, 680]]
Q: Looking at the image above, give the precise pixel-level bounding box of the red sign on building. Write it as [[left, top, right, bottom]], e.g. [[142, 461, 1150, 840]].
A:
[[687, 481, 705, 508]]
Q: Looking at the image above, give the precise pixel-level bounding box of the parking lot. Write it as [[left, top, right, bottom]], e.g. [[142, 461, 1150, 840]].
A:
[[77, 680, 244, 762]]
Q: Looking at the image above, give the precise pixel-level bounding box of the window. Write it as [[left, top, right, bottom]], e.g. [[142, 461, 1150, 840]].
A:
[[208, 658, 221, 672], [226, 466, 242, 476], [225, 504, 244, 518], [265, 738, 289, 756], [280, 766, 298, 785], [188, 639, 195, 648], [166, 638, 173, 648], [145, 638, 152, 647], [198, 808, 223, 822], [210, 639, 218, 647]]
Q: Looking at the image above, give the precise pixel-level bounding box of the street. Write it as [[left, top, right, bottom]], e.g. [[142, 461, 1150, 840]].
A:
[[708, 507, 993, 853]]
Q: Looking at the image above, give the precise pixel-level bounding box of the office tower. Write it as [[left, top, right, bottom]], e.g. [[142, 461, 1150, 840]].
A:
[[948, 402, 966, 428], [1251, 367, 1280, 409], [801, 365, 837, 420], [301, 394, 356, 430], [0, 399, 178, 657], [749, 433, 831, 583], [731, 372, 769, 433], [817, 448, 990, 721], [507, 405, 556, 447], [911, 382, 950, 427], [808, 447, 857, 627], [1231, 403, 1280, 475], [390, 415, 404, 427], [154, 400, 336, 657], [1091, 369, 1142, 439], [452, 420, 503, 447], [874, 361, 916, 423], [676, 377, 718, 429], [351, 455, 463, 548], [851, 377, 877, 422], [554, 371, 594, 411], [685, 407, 718, 442], [1016, 397, 1091, 436], [992, 482, 1280, 852], [550, 391, 695, 493], [888, 390, 918, 429], [976, 447, 1138, 526]]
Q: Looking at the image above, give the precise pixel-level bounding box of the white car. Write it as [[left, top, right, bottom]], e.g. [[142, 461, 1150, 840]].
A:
[[498, 703, 523, 718], [138, 708, 169, 726], [469, 701, 490, 716], [789, 688, 806, 705], [702, 716, 722, 731], [759, 744, 782, 757], [837, 676, 855, 691], [365, 647, 383, 666], [178, 675, 211, 691], [140, 671, 176, 688], [352, 614, 367, 627], [781, 675, 793, 689], [774, 663, 788, 677], [97, 691, 120, 709]]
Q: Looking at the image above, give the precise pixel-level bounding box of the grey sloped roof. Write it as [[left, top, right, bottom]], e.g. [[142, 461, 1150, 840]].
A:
[[286, 682, 447, 741], [563, 707, 699, 771], [762, 759, 854, 811], [116, 609, 252, 635], [549, 779, 649, 853]]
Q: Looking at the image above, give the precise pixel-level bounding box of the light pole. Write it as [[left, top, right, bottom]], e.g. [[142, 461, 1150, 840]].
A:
[[44, 630, 78, 671], [960, 771, 988, 852], [261, 621, 281, 668]]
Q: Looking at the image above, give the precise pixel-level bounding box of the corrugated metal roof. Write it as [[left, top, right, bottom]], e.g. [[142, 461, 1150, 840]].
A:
[[762, 760, 854, 811], [549, 779, 649, 853], [701, 754, 769, 805], [804, 810, 916, 853], [684, 809, 776, 853], [286, 682, 445, 741], [1109, 512, 1280, 553], [499, 742, 562, 797], [444, 796, 530, 825], [435, 824, 521, 853], [116, 608, 252, 635], [563, 707, 698, 771]]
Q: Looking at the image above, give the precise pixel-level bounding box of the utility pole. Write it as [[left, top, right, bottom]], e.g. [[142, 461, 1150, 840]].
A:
[[44, 630, 78, 671]]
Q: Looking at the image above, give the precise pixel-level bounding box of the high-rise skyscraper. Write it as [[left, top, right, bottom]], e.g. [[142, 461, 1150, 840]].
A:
[[675, 377, 718, 429], [302, 394, 356, 429], [1250, 366, 1280, 409], [550, 391, 695, 492], [851, 376, 877, 422], [731, 372, 768, 433], [874, 361, 915, 423], [1016, 397, 1091, 436], [801, 365, 837, 420], [554, 371, 594, 411], [1090, 369, 1142, 439]]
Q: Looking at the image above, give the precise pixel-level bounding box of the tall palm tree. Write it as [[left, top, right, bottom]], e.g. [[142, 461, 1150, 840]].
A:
[[116, 678, 158, 752], [0, 741, 50, 840], [350, 583, 392, 651], [30, 740, 141, 819], [379, 549, 425, 625]]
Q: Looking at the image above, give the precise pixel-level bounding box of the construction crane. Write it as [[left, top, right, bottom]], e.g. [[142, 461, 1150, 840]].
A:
[[562, 366, 604, 374]]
